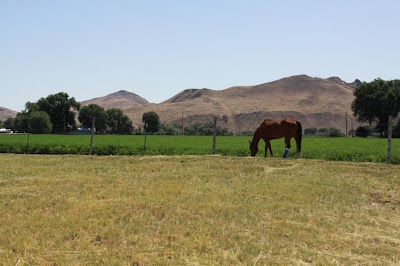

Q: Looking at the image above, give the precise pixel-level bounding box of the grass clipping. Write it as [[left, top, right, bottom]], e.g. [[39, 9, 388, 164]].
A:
[[0, 154, 400, 265]]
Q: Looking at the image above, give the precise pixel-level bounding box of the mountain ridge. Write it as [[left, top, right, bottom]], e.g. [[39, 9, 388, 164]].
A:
[[120, 75, 360, 133], [1, 75, 360, 133]]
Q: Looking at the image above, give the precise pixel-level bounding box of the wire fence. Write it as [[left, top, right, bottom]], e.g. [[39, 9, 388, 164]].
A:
[[1, 115, 399, 163]]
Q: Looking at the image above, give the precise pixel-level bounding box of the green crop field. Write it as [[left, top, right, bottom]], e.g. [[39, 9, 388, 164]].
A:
[[0, 134, 399, 163]]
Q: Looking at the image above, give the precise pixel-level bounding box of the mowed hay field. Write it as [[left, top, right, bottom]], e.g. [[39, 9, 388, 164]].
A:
[[1, 154, 400, 265]]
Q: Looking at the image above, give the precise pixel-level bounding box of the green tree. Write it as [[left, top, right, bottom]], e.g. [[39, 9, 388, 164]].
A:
[[157, 123, 181, 135], [13, 113, 29, 132], [36, 92, 80, 133], [355, 126, 372, 137], [183, 122, 232, 136], [240, 130, 254, 136], [318, 128, 328, 134], [106, 108, 133, 134], [13, 111, 52, 134], [304, 128, 318, 135], [28, 111, 52, 134], [4, 117, 15, 130], [78, 104, 108, 134], [352, 79, 400, 136], [328, 127, 344, 137], [185, 122, 204, 135], [142, 111, 160, 134]]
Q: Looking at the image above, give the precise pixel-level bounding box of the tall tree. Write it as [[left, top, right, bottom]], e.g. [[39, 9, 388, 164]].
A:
[[13, 111, 52, 133], [36, 92, 80, 133], [106, 108, 133, 134], [142, 111, 160, 134], [28, 111, 52, 134], [78, 104, 108, 134], [13, 113, 29, 132], [352, 79, 400, 136], [3, 117, 14, 130]]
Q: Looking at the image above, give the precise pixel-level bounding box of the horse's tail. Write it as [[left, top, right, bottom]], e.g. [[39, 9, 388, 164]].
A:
[[296, 120, 302, 153]]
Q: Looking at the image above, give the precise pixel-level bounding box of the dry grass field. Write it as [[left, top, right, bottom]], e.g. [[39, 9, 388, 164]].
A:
[[1, 154, 400, 265]]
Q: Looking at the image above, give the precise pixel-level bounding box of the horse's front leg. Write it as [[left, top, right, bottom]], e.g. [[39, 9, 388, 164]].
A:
[[264, 140, 271, 157]]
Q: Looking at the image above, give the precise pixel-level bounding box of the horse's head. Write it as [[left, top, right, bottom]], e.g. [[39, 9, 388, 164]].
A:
[[249, 140, 258, 157]]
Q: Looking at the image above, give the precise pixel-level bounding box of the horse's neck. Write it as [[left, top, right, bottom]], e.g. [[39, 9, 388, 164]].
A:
[[251, 131, 262, 145]]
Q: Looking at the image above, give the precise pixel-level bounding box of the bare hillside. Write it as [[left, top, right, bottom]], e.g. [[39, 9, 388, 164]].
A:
[[81, 90, 149, 110], [0, 107, 18, 122], [122, 75, 360, 133]]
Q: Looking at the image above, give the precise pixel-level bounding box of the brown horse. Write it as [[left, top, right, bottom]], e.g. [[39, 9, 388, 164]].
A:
[[249, 118, 302, 158]]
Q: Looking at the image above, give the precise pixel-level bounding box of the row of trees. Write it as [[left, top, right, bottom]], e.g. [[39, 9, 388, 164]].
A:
[[13, 92, 79, 134], [304, 127, 345, 137], [2, 91, 236, 136], [6, 92, 139, 134], [78, 104, 134, 134], [156, 122, 233, 136]]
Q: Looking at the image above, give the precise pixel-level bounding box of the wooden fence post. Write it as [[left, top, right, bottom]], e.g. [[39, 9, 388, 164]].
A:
[[89, 117, 96, 155], [143, 123, 148, 154], [212, 117, 217, 154], [387, 115, 393, 164]]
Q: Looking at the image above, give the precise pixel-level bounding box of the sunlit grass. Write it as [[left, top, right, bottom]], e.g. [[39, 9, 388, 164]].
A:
[[1, 154, 400, 264]]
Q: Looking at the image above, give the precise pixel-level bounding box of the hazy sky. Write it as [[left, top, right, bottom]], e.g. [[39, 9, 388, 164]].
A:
[[1, 1, 399, 111]]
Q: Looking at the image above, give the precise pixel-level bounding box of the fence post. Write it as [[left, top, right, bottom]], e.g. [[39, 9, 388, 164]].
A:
[[181, 111, 184, 135], [143, 123, 148, 154], [212, 117, 217, 154], [89, 117, 96, 155], [387, 115, 393, 164]]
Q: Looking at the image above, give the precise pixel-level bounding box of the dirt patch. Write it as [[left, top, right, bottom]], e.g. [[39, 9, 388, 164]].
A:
[[370, 191, 399, 205]]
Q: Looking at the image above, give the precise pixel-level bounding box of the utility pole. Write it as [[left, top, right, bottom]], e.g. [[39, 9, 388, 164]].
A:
[[345, 112, 348, 137]]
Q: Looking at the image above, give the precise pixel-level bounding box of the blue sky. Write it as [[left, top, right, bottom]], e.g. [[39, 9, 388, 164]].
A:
[[1, 1, 399, 111]]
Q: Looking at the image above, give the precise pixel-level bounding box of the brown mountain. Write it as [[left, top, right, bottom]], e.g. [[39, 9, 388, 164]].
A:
[[81, 90, 149, 110], [119, 75, 360, 133], [0, 107, 18, 123], [1, 75, 361, 133]]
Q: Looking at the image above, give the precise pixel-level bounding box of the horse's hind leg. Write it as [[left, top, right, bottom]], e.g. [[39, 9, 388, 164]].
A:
[[283, 137, 291, 158], [295, 136, 302, 157]]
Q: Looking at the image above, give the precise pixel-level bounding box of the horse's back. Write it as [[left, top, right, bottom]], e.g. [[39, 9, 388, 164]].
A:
[[261, 118, 297, 128], [258, 118, 298, 139]]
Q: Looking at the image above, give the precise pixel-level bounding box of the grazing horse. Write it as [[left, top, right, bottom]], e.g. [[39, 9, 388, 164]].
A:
[[249, 118, 302, 158]]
